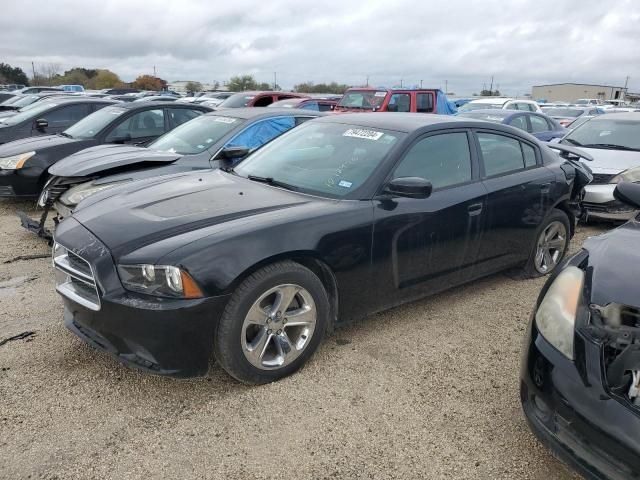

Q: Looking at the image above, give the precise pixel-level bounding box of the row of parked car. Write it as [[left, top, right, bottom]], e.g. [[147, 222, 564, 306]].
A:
[[1, 83, 639, 479]]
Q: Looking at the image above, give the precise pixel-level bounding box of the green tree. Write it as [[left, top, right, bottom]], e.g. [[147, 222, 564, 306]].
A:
[[0, 63, 29, 86], [227, 75, 259, 91], [132, 75, 167, 91], [89, 70, 123, 89], [294, 81, 349, 95], [185, 81, 203, 94]]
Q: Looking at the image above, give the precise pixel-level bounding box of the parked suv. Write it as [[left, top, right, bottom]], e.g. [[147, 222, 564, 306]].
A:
[[334, 88, 454, 114], [216, 91, 307, 109]]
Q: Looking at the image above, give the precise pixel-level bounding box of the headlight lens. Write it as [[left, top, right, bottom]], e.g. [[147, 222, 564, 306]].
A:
[[0, 151, 35, 170], [611, 166, 640, 184], [59, 180, 128, 206], [535, 266, 584, 359], [117, 264, 203, 298]]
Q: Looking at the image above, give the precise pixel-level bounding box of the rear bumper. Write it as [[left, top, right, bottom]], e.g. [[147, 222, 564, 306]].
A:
[[583, 184, 637, 221]]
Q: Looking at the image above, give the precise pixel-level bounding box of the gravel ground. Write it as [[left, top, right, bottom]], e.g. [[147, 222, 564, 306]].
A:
[[0, 198, 608, 480]]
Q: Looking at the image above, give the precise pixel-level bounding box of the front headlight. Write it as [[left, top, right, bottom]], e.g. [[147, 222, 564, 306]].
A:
[[117, 264, 203, 298], [0, 151, 35, 170], [59, 180, 128, 206], [611, 166, 640, 184], [535, 266, 584, 359]]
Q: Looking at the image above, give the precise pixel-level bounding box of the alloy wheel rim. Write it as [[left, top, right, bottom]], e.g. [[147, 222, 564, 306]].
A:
[[534, 221, 567, 274], [241, 284, 317, 370]]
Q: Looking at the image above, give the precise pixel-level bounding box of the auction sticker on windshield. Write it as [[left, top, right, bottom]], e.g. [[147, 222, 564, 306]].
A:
[[106, 108, 126, 115], [213, 117, 238, 124], [343, 128, 384, 141]]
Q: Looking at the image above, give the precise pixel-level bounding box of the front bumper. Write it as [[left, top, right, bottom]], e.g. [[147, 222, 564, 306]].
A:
[[583, 184, 638, 221], [55, 217, 230, 378], [0, 167, 42, 197], [521, 319, 640, 480]]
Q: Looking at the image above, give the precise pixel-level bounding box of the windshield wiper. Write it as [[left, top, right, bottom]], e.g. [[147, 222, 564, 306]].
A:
[[247, 174, 297, 191], [563, 138, 582, 146], [58, 132, 73, 139], [580, 143, 640, 151]]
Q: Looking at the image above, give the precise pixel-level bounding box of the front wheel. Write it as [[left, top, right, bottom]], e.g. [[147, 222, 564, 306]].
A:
[[214, 261, 329, 384], [523, 209, 570, 278]]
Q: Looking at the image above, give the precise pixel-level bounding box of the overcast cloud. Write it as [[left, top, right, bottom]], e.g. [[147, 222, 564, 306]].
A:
[[1, 0, 638, 95]]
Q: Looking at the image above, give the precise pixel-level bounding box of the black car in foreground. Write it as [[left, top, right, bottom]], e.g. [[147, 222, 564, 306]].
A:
[[0, 97, 115, 145], [52, 113, 591, 384], [41, 108, 323, 226], [521, 182, 640, 480], [0, 101, 210, 199]]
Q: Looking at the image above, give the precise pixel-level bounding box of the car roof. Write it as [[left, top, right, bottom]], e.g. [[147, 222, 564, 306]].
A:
[[313, 112, 468, 132], [111, 101, 209, 110], [592, 112, 640, 121], [468, 98, 512, 104], [40, 97, 116, 105], [204, 107, 325, 120], [458, 109, 512, 117]]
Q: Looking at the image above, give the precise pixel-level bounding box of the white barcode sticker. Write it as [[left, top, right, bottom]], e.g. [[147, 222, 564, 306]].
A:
[[213, 117, 238, 124], [343, 128, 384, 141]]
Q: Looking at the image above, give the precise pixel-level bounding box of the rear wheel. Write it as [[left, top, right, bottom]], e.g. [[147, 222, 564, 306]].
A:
[[523, 209, 570, 278], [214, 261, 329, 384]]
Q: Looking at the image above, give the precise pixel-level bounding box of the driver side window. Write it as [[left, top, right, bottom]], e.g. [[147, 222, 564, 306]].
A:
[[106, 109, 165, 141], [393, 132, 472, 189]]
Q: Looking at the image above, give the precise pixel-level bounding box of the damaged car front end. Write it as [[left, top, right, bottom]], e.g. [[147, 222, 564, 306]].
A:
[[521, 181, 640, 480]]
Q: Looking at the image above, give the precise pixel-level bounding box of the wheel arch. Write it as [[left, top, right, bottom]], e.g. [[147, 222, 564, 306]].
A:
[[550, 198, 576, 237]]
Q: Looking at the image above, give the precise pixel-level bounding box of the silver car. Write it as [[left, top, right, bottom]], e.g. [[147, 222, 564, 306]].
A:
[[560, 113, 640, 221]]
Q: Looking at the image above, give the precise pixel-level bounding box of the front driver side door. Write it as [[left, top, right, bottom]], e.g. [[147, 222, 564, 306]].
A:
[[371, 130, 487, 309]]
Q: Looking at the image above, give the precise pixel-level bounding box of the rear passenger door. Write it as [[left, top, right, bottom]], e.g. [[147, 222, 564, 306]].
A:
[[372, 130, 487, 307], [473, 130, 555, 274]]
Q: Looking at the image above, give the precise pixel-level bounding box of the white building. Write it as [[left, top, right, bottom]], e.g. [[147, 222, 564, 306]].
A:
[[168, 81, 226, 93]]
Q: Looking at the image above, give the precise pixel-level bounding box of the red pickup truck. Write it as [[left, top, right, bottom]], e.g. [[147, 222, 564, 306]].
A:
[[334, 88, 449, 113]]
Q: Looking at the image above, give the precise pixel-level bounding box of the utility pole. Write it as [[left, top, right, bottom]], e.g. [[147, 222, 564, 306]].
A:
[[366, 75, 369, 87], [273, 72, 277, 90], [622, 75, 630, 102], [489, 76, 494, 95], [400, 79, 403, 88], [420, 79, 423, 88], [445, 79, 448, 94], [31, 61, 36, 84]]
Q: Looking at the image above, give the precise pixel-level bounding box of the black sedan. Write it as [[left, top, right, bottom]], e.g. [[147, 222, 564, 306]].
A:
[[0, 102, 210, 199], [521, 182, 640, 479], [0, 97, 115, 145], [42, 108, 324, 225], [52, 113, 591, 384]]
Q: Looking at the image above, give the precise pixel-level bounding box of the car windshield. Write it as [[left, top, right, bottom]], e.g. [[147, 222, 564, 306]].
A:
[[234, 122, 404, 198], [457, 102, 505, 112], [64, 106, 126, 139], [338, 91, 387, 110], [8, 95, 40, 109], [218, 94, 257, 108], [562, 118, 640, 150], [456, 112, 508, 123], [0, 95, 23, 106], [543, 108, 583, 117], [150, 115, 242, 155], [0, 101, 59, 125]]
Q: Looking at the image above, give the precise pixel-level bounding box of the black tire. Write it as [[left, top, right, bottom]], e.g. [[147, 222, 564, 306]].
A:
[[213, 260, 329, 384], [521, 208, 571, 278]]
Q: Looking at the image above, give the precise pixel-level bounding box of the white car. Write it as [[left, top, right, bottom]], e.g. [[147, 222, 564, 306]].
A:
[[457, 97, 542, 113], [560, 113, 640, 221]]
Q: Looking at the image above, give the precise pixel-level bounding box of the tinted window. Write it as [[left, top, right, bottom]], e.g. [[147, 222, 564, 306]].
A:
[[218, 94, 255, 108], [253, 96, 274, 107], [300, 101, 319, 111], [509, 115, 528, 131], [64, 106, 127, 139], [522, 143, 537, 167], [106, 109, 165, 141], [477, 133, 526, 176], [393, 133, 472, 189], [529, 115, 550, 133], [150, 115, 241, 155], [387, 93, 410, 112], [43, 104, 90, 125], [417, 93, 434, 113], [318, 102, 335, 112], [169, 108, 203, 126]]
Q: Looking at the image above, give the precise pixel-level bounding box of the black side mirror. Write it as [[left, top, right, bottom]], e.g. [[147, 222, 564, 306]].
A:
[[614, 182, 640, 209], [216, 146, 250, 160], [384, 177, 432, 199], [35, 118, 48, 131]]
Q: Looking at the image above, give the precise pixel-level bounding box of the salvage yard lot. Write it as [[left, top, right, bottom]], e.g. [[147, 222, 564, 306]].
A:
[[0, 199, 601, 479]]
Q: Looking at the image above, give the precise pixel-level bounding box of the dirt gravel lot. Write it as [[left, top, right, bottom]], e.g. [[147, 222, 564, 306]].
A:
[[0, 198, 607, 480]]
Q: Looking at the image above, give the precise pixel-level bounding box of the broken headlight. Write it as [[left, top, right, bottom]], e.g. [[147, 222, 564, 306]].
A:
[[535, 266, 584, 359], [118, 264, 203, 299], [611, 166, 640, 184], [59, 180, 129, 206]]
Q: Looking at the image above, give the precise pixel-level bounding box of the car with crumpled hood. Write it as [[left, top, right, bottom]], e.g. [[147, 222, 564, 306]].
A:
[[521, 181, 640, 480]]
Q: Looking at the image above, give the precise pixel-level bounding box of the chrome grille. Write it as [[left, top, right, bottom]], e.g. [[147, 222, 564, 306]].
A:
[[53, 242, 100, 311]]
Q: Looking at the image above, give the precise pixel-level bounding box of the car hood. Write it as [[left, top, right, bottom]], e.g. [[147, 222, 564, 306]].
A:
[[578, 147, 640, 174], [48, 144, 183, 177], [0, 110, 18, 118], [73, 169, 312, 257], [0, 134, 78, 156], [585, 219, 640, 308]]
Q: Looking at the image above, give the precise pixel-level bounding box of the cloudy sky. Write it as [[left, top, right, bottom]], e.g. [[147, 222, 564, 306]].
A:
[[1, 0, 638, 95]]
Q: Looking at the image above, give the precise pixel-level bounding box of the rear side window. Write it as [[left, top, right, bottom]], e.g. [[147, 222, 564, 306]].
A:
[[169, 108, 203, 126], [253, 96, 275, 107], [300, 101, 319, 111], [416, 93, 434, 113], [393, 132, 472, 189], [44, 104, 91, 125], [477, 132, 537, 176], [387, 93, 411, 112], [106, 109, 165, 141], [509, 116, 528, 131], [529, 115, 550, 133], [318, 102, 335, 112]]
